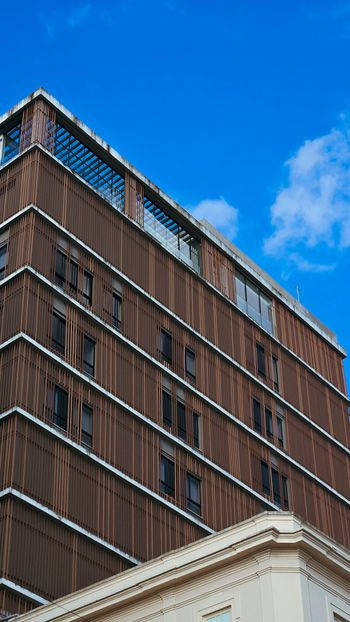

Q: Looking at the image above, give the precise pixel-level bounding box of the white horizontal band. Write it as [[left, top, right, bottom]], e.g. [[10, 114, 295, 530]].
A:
[[0, 577, 49, 606]]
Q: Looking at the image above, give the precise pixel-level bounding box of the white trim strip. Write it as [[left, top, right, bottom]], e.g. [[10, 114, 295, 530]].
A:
[[0, 204, 347, 406], [0, 577, 49, 606], [0, 406, 217, 530], [0, 487, 140, 565], [1, 334, 349, 508]]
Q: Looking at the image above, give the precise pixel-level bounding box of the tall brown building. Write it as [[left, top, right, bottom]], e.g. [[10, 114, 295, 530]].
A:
[[0, 89, 349, 618]]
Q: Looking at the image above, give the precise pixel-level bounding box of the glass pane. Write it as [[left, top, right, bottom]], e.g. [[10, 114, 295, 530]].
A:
[[260, 293, 273, 333], [235, 272, 246, 311], [207, 611, 231, 622], [246, 281, 260, 323]]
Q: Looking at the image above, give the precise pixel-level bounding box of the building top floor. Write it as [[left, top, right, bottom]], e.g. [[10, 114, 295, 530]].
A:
[[0, 88, 345, 357]]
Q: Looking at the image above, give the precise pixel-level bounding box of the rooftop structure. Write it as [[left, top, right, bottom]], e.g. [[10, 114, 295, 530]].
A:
[[0, 89, 349, 618]]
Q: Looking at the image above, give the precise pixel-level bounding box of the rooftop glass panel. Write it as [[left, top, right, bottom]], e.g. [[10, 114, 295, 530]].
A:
[[235, 270, 274, 334], [143, 195, 200, 273], [0, 122, 21, 164]]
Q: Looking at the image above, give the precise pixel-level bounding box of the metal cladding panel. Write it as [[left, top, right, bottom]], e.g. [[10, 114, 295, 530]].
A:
[[0, 497, 131, 603], [0, 587, 36, 617], [0, 152, 38, 221], [0, 272, 349, 501]]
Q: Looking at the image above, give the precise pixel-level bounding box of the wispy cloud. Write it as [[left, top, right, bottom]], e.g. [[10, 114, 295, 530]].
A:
[[189, 197, 239, 240], [40, 3, 105, 37], [264, 121, 350, 272]]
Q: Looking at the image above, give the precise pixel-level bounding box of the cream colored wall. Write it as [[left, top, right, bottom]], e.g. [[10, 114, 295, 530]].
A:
[[98, 550, 350, 622]]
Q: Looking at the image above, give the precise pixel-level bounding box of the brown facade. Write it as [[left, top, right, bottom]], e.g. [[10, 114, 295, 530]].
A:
[[0, 91, 349, 617]]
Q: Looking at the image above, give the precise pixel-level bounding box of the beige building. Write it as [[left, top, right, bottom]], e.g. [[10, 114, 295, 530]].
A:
[[15, 512, 350, 622]]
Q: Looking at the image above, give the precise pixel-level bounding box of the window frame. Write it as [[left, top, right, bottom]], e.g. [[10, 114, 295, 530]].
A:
[[186, 472, 201, 516], [162, 389, 172, 427], [51, 309, 66, 355], [160, 453, 175, 497], [82, 403, 93, 448], [112, 290, 122, 330], [83, 269, 93, 306], [193, 411, 201, 449], [185, 347, 196, 380], [272, 355, 279, 392], [83, 334, 96, 377], [256, 342, 266, 377], [54, 248, 67, 287], [160, 329, 172, 363], [53, 385, 68, 431], [261, 460, 270, 494], [0, 240, 8, 280], [177, 400, 187, 440], [265, 407, 273, 438], [253, 398, 262, 433], [271, 467, 281, 505], [69, 258, 78, 292]]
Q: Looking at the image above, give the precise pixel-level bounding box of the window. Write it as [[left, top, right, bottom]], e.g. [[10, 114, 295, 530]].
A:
[[0, 241, 8, 280], [161, 329, 172, 363], [177, 400, 186, 440], [253, 399, 262, 433], [272, 468, 281, 505], [162, 389, 172, 427], [69, 259, 78, 292], [272, 356, 279, 392], [261, 460, 270, 493], [160, 454, 175, 497], [52, 310, 66, 354], [186, 473, 201, 515], [265, 407, 273, 438], [282, 475, 289, 508], [276, 414, 285, 447], [185, 347, 196, 380], [256, 343, 266, 377], [82, 404, 93, 448], [193, 412, 200, 449], [83, 270, 93, 305], [53, 386, 68, 431], [112, 291, 122, 330], [205, 610, 231, 622], [55, 249, 66, 286], [83, 335, 95, 376], [235, 270, 274, 334]]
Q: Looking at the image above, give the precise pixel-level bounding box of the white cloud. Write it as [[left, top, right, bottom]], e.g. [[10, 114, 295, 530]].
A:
[[264, 125, 350, 267], [288, 252, 336, 273], [190, 197, 239, 240]]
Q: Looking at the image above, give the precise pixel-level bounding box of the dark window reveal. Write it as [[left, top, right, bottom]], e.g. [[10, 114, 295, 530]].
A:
[[0, 242, 8, 280], [160, 454, 175, 497], [112, 291, 122, 330], [53, 386, 68, 431], [277, 415, 285, 447], [52, 310, 66, 354], [272, 356, 279, 392], [83, 270, 93, 305], [272, 468, 281, 505], [193, 412, 200, 449], [161, 330, 172, 363], [177, 401, 186, 440], [265, 408, 273, 438], [261, 460, 270, 493], [69, 259, 78, 292], [55, 249, 66, 286], [186, 473, 201, 515], [256, 343, 266, 377], [82, 404, 93, 448], [282, 475, 289, 508], [185, 347, 196, 380], [253, 399, 262, 433], [83, 335, 95, 376], [162, 390, 172, 427]]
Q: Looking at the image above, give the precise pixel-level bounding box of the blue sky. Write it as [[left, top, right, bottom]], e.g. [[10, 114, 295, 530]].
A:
[[2, 0, 350, 383]]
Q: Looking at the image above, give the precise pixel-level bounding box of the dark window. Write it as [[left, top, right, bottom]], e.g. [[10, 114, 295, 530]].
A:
[[186, 473, 201, 515], [0, 243, 8, 280], [161, 329, 172, 363], [55, 249, 66, 286], [52, 310, 66, 354], [82, 404, 93, 448], [185, 347, 196, 380], [162, 390, 172, 427], [160, 454, 175, 497], [177, 401, 186, 440], [83, 270, 93, 305], [272, 356, 279, 392], [83, 335, 95, 376], [276, 415, 285, 447], [272, 468, 281, 505], [112, 291, 122, 330], [53, 386, 68, 430], [282, 475, 289, 508], [261, 460, 270, 493], [193, 412, 200, 449], [265, 408, 273, 438], [253, 399, 262, 433], [256, 343, 266, 377], [69, 259, 78, 292]]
